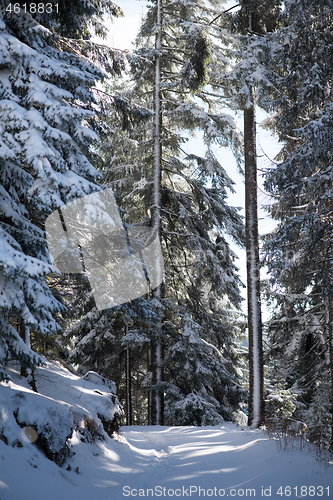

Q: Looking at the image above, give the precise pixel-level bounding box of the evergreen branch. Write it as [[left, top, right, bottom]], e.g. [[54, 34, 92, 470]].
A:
[[58, 36, 149, 63], [161, 46, 188, 54], [92, 87, 153, 114], [209, 4, 241, 26]]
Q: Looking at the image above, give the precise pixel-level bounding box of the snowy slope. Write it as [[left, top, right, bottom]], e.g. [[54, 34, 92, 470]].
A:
[[0, 360, 121, 471], [0, 362, 332, 500]]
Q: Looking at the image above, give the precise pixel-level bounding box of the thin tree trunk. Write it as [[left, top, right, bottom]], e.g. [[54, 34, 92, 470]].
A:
[[242, 5, 265, 427], [19, 323, 37, 391], [151, 0, 164, 426], [155, 338, 164, 425], [126, 330, 132, 425], [19, 321, 28, 377], [327, 296, 333, 449], [244, 104, 264, 427], [147, 344, 152, 425]]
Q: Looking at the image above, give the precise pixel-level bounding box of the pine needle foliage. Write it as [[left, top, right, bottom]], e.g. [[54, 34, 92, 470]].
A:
[[0, 2, 125, 379], [68, 0, 247, 426], [261, 0, 333, 449]]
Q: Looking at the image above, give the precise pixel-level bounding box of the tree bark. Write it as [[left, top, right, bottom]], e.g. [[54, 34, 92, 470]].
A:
[[151, 0, 164, 426], [327, 296, 333, 450], [242, 4, 265, 427], [151, 337, 164, 425], [147, 344, 152, 425], [244, 105, 265, 427], [126, 340, 132, 425], [19, 321, 28, 377]]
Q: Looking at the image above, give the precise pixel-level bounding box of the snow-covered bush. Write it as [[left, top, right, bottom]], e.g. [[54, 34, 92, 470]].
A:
[[265, 388, 297, 421], [165, 391, 224, 426], [0, 361, 122, 465]]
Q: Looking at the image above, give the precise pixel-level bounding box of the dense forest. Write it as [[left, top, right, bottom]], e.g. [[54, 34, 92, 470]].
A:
[[0, 0, 333, 453]]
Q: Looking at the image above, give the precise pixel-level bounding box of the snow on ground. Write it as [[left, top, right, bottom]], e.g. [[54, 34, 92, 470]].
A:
[[0, 362, 333, 500]]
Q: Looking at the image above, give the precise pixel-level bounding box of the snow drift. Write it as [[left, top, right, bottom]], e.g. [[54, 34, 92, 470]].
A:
[[0, 360, 122, 464]]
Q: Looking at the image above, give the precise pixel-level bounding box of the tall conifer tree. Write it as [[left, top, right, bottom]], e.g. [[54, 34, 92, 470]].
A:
[[69, 0, 247, 426], [241, 2, 265, 428], [262, 0, 333, 449], [0, 2, 124, 380], [225, 0, 281, 426]]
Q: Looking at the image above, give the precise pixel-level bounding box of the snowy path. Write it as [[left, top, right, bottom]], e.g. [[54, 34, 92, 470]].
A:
[[2, 423, 332, 500], [112, 426, 333, 499]]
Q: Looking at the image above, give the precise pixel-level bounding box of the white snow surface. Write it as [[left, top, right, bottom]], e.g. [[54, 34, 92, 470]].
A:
[[0, 362, 332, 500]]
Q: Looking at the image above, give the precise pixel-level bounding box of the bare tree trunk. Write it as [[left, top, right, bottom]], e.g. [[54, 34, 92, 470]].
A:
[[151, 0, 164, 426], [327, 296, 333, 450], [244, 104, 265, 427], [147, 344, 152, 425], [126, 333, 132, 425], [19, 321, 28, 377], [242, 5, 265, 427], [152, 337, 164, 426], [19, 322, 37, 391]]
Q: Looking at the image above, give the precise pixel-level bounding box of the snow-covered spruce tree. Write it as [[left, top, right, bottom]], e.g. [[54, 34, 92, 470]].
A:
[[67, 298, 159, 425], [61, 79, 159, 424], [0, 3, 124, 380], [3, 0, 123, 40], [74, 0, 247, 426], [222, 0, 282, 427], [261, 0, 333, 449], [263, 289, 331, 448]]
